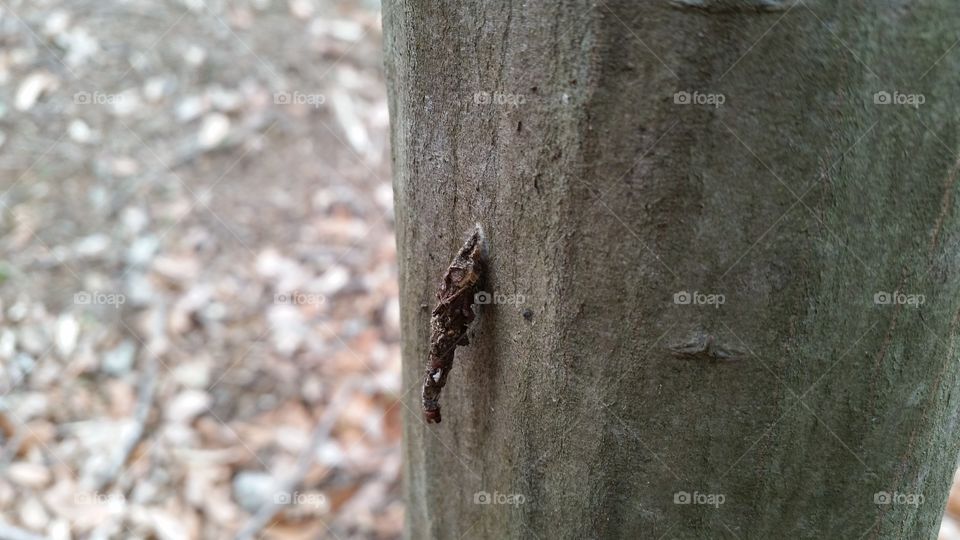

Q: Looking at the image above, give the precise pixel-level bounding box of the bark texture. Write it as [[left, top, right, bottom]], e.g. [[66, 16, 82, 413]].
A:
[[384, 1, 960, 538]]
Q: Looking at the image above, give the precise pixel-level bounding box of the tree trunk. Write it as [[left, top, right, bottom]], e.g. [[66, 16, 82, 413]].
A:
[[383, 1, 960, 538]]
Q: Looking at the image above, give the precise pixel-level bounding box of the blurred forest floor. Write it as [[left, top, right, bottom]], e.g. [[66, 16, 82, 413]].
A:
[[0, 0, 401, 538]]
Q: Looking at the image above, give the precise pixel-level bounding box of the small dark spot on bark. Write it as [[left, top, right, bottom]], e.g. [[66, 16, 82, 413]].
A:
[[530, 86, 538, 93], [523, 308, 534, 321], [517, 121, 522, 132]]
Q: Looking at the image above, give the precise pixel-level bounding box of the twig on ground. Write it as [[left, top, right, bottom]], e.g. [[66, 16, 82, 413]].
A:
[[93, 348, 156, 492], [234, 379, 360, 540]]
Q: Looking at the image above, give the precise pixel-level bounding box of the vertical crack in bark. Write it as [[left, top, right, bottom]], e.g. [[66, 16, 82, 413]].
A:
[[928, 153, 960, 253], [868, 267, 908, 416], [422, 224, 487, 423], [872, 305, 960, 539]]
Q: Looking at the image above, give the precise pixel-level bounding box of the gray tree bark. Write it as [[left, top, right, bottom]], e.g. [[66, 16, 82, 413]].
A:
[[383, 1, 960, 538]]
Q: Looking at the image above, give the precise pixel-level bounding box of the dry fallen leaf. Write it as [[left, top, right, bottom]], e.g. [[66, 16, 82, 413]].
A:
[[15, 71, 58, 111], [198, 113, 231, 149]]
